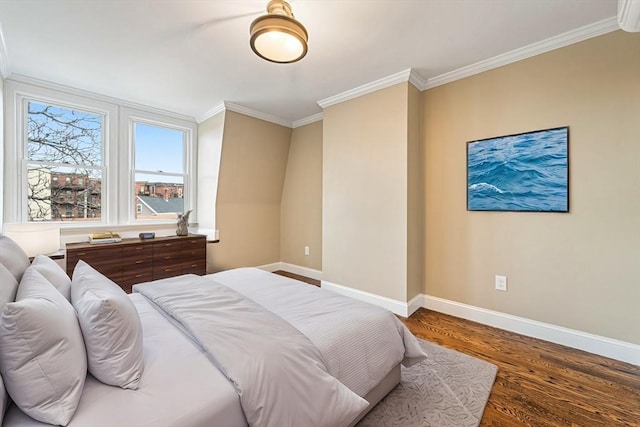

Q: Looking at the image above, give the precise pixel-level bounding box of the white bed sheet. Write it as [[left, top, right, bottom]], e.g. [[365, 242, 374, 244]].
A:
[[2, 294, 246, 427]]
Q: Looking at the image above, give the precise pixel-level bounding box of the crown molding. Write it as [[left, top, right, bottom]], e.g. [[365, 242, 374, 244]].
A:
[[408, 69, 428, 89], [618, 0, 640, 32], [199, 101, 321, 129], [424, 17, 619, 90], [318, 68, 417, 109], [6, 74, 197, 122], [223, 101, 293, 128], [197, 102, 226, 123], [292, 112, 323, 128]]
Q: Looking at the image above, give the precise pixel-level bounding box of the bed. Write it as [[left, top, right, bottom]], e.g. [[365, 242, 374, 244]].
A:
[[0, 235, 426, 427]]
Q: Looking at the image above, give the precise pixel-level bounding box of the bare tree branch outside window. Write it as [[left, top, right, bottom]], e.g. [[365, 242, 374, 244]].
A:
[[26, 101, 103, 221]]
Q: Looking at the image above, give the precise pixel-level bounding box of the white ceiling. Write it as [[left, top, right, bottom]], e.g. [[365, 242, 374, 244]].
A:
[[0, 0, 618, 125]]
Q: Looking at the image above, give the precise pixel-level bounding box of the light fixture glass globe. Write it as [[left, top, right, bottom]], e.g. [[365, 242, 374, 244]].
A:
[[253, 30, 305, 63]]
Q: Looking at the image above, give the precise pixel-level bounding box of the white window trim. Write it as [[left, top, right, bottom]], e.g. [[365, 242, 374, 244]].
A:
[[120, 107, 197, 225], [4, 78, 198, 230]]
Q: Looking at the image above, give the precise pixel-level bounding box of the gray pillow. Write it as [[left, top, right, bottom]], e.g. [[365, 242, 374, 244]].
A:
[[72, 261, 144, 389], [31, 255, 71, 300], [0, 236, 30, 282], [0, 263, 18, 308], [0, 267, 86, 426]]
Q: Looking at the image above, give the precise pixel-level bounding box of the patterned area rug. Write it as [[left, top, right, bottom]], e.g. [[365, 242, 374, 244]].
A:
[[358, 339, 498, 427]]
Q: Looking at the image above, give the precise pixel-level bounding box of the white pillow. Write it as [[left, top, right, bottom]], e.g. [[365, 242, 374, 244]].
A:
[[72, 260, 144, 389], [0, 268, 86, 426], [0, 236, 30, 282], [31, 255, 71, 300], [0, 263, 18, 308]]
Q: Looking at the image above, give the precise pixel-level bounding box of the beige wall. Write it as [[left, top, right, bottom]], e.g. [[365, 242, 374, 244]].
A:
[[407, 83, 423, 301], [211, 111, 291, 271], [323, 82, 416, 302], [280, 121, 323, 270], [422, 31, 640, 344]]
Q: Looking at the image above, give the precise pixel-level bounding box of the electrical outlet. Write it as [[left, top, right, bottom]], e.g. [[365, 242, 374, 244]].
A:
[[304, 246, 310, 256], [495, 275, 507, 291]]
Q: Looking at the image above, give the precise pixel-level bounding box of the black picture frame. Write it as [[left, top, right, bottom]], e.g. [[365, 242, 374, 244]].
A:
[[467, 126, 569, 212]]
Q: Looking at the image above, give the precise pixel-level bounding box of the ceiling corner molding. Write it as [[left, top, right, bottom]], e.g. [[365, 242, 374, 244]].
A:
[[0, 22, 11, 78], [318, 68, 413, 109], [223, 102, 293, 128], [618, 0, 640, 32], [408, 69, 428, 90], [292, 112, 323, 128], [425, 16, 619, 90], [197, 102, 226, 123]]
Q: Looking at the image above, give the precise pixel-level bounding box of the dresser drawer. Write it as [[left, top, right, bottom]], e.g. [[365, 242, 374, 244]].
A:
[[153, 262, 183, 280], [153, 241, 183, 261], [182, 260, 206, 276], [123, 244, 153, 260], [122, 267, 153, 289], [66, 246, 123, 282]]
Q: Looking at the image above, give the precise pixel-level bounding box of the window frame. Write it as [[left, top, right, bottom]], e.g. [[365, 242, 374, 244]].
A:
[[120, 107, 196, 225], [4, 79, 198, 230], [23, 100, 107, 223]]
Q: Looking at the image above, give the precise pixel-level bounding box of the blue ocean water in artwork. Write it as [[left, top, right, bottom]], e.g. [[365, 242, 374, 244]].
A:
[[467, 128, 568, 211]]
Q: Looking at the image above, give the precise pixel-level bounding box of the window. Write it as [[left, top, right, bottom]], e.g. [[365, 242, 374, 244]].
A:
[[133, 122, 186, 221], [26, 101, 104, 222], [6, 79, 196, 228]]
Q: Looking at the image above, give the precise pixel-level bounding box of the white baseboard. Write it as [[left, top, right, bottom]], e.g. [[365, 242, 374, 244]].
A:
[[421, 294, 640, 366], [256, 262, 282, 272], [321, 280, 421, 318]]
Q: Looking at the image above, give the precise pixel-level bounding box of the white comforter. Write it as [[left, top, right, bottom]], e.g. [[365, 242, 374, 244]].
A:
[[209, 268, 426, 396], [134, 274, 370, 427]]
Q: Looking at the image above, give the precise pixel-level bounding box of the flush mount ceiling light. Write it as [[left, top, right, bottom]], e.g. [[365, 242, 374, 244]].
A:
[[250, 0, 308, 64]]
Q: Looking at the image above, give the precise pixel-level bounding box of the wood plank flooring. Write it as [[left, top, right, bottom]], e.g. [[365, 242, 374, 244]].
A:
[[273, 271, 640, 426], [404, 309, 640, 426]]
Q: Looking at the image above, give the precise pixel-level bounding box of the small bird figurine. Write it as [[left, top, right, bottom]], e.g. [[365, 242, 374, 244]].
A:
[[176, 210, 192, 236]]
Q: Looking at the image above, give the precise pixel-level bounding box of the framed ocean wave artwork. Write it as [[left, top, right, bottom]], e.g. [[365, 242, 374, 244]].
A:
[[467, 127, 569, 212]]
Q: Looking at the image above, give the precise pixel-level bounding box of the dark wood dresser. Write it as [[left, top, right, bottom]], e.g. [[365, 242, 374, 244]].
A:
[[66, 234, 207, 293]]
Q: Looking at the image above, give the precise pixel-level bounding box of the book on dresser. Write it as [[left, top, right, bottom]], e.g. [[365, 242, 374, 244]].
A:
[[88, 231, 122, 244], [65, 234, 207, 293]]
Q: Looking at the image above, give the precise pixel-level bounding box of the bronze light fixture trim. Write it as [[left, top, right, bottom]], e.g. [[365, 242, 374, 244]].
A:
[[250, 0, 308, 63]]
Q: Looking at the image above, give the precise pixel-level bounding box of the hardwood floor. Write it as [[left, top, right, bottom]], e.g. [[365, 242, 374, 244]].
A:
[[404, 309, 640, 426], [274, 271, 640, 426], [274, 270, 321, 287]]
